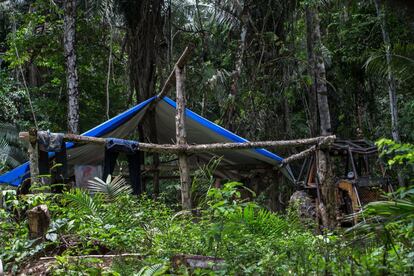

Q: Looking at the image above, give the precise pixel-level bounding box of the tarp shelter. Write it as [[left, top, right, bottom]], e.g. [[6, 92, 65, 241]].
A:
[[0, 96, 294, 187]]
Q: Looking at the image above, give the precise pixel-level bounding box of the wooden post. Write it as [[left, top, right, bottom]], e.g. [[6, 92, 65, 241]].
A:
[[175, 64, 192, 210], [28, 128, 39, 186]]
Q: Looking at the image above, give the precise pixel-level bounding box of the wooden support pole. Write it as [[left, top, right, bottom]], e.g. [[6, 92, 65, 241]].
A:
[[282, 146, 317, 165], [28, 128, 39, 186], [175, 64, 192, 210], [155, 44, 194, 103], [19, 132, 336, 154]]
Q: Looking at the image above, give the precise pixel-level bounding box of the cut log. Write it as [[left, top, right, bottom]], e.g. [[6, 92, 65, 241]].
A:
[[27, 204, 50, 239]]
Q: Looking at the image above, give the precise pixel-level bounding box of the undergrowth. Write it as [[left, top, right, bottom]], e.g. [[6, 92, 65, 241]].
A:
[[1, 180, 413, 275]]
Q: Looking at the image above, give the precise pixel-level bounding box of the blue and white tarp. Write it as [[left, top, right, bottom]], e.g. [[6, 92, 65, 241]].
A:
[[0, 96, 293, 187]]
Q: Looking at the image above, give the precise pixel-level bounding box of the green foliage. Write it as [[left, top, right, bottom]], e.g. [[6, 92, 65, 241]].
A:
[[1, 0, 414, 274], [377, 139, 414, 183], [191, 156, 222, 207], [0, 123, 27, 173], [63, 188, 103, 218], [136, 263, 169, 276], [1, 181, 414, 274]]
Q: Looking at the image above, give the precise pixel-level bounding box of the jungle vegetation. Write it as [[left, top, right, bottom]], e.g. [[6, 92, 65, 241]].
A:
[[0, 0, 413, 274]]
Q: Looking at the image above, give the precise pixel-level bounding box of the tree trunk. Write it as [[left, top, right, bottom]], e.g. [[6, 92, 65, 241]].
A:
[[224, 5, 248, 131], [374, 0, 405, 187], [305, 7, 318, 137], [64, 0, 80, 134], [120, 1, 164, 192], [175, 65, 191, 210], [312, 13, 332, 136], [373, 0, 400, 142], [306, 5, 336, 229], [121, 0, 163, 103]]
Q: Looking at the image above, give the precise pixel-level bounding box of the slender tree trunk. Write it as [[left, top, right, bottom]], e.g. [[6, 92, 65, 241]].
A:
[[224, 4, 248, 130], [64, 0, 80, 134], [175, 65, 191, 210], [305, 8, 318, 137], [106, 27, 113, 120], [306, 5, 336, 229], [311, 12, 332, 136], [374, 0, 404, 186], [374, 0, 400, 142]]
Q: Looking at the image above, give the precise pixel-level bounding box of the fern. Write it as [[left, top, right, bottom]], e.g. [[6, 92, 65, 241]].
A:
[[229, 203, 290, 237]]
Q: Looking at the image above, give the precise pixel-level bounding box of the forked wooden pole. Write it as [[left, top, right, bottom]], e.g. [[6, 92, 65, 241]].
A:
[[156, 44, 194, 103], [175, 64, 192, 210]]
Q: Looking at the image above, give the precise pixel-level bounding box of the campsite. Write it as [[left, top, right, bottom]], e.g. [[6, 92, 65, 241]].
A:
[[0, 0, 413, 275]]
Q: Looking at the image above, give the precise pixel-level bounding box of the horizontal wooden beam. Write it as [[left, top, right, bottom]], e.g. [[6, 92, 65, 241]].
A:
[[19, 132, 335, 154], [141, 163, 273, 172]]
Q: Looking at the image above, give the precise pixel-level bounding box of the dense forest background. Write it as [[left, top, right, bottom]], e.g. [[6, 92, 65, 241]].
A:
[[1, 0, 413, 147]]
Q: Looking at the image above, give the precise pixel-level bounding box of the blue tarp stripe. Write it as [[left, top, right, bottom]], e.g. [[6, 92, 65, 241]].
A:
[[0, 96, 156, 187], [162, 97, 284, 163]]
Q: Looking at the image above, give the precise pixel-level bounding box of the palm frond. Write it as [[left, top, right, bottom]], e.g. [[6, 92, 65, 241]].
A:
[[348, 185, 414, 243], [63, 188, 103, 217], [88, 174, 132, 201], [364, 43, 414, 82], [135, 263, 168, 276], [0, 124, 27, 170]]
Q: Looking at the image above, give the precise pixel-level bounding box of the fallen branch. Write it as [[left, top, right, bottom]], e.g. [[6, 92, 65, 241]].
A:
[[39, 253, 142, 261]]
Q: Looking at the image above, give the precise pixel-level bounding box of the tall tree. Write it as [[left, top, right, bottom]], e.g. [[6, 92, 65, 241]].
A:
[[305, 3, 336, 229], [373, 0, 400, 142], [224, 0, 248, 131], [117, 0, 164, 195], [64, 0, 80, 134], [117, 0, 164, 104]]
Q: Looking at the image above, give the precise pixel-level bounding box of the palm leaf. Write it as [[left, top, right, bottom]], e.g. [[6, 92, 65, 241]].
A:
[[63, 188, 103, 217], [88, 174, 132, 200], [135, 263, 168, 276]]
